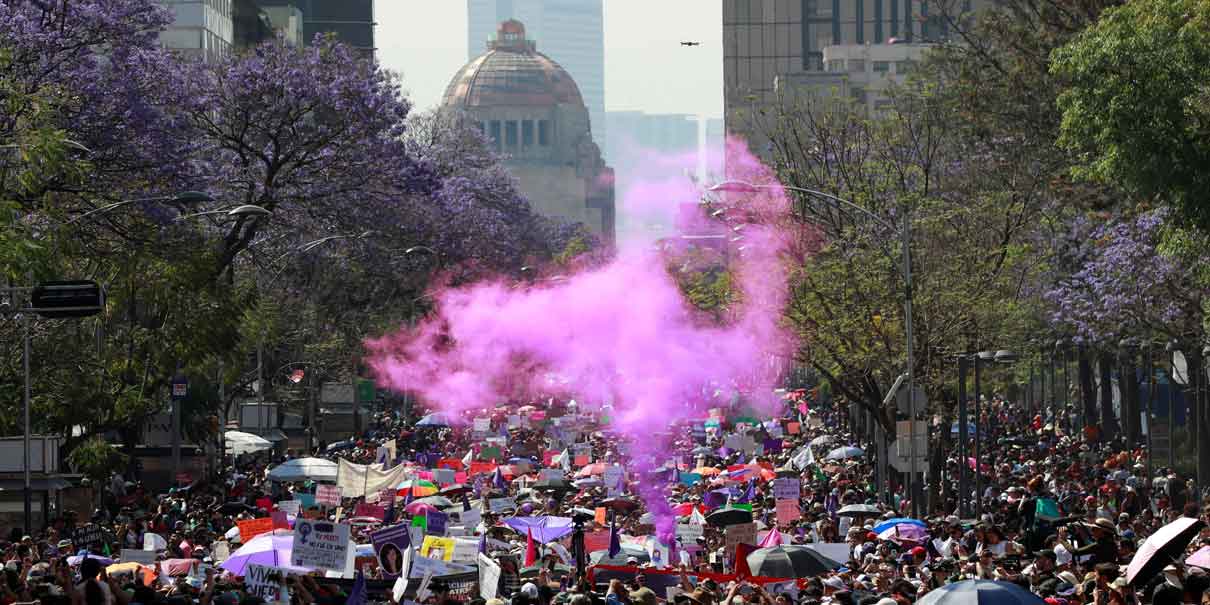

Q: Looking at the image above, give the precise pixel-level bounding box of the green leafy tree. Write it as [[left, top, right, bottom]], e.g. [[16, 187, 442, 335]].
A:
[[1051, 0, 1210, 228]]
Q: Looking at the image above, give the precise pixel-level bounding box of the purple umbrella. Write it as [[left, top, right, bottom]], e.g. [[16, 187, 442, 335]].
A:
[[503, 516, 575, 543], [1187, 545, 1210, 569], [67, 552, 114, 567], [218, 530, 312, 576], [878, 523, 928, 544]]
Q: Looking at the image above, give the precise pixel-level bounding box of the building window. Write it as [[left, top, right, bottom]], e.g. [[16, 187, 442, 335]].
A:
[[538, 120, 550, 146], [826, 59, 845, 72], [505, 121, 518, 148], [895, 60, 915, 74], [522, 120, 534, 147], [873, 61, 891, 73], [848, 59, 866, 73], [489, 121, 502, 151]]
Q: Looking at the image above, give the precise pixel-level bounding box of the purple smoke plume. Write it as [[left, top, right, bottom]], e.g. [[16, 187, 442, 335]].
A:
[[366, 137, 803, 519]]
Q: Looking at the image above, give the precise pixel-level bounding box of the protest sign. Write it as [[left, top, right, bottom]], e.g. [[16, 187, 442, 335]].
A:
[[278, 500, 301, 516], [315, 485, 342, 507], [775, 500, 800, 525], [433, 468, 456, 485], [271, 511, 289, 529], [354, 503, 386, 521], [488, 497, 515, 513], [478, 553, 501, 600], [472, 418, 491, 433], [421, 536, 455, 561], [539, 468, 564, 481], [73, 525, 106, 550], [676, 523, 703, 544], [772, 478, 799, 501], [724, 523, 758, 553], [290, 521, 351, 572], [238, 518, 275, 542], [371, 524, 411, 579], [426, 511, 448, 536], [120, 549, 155, 565], [245, 564, 289, 602], [479, 446, 502, 461], [459, 508, 481, 530]]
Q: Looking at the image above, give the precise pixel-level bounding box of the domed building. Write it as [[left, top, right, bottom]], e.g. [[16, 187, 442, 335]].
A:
[[443, 20, 615, 243]]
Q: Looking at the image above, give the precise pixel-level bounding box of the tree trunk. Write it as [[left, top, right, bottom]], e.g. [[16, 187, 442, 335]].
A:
[[1191, 350, 1210, 493], [1099, 351, 1119, 443], [1122, 351, 1141, 446], [931, 408, 952, 515], [1079, 346, 1097, 432]]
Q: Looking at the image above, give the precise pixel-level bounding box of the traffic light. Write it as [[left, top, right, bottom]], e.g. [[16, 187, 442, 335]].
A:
[[30, 280, 105, 318]]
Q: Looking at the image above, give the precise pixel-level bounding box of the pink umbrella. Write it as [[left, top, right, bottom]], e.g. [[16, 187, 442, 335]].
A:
[[1186, 545, 1210, 569], [759, 528, 784, 547], [1128, 516, 1205, 586], [878, 523, 928, 544], [404, 501, 439, 516]]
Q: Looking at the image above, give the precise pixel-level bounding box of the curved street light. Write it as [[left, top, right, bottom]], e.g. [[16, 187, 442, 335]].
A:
[[710, 178, 920, 515], [174, 204, 271, 221], [66, 191, 215, 225]]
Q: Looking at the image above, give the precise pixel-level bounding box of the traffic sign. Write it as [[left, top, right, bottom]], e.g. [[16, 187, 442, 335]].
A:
[[171, 375, 188, 400], [889, 438, 927, 474], [895, 386, 928, 416], [895, 420, 928, 457]]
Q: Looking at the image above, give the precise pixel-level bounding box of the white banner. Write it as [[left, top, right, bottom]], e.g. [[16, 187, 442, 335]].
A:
[[336, 459, 410, 499], [478, 553, 501, 600]]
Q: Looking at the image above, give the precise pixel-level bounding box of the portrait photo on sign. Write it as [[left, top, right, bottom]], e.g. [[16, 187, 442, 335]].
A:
[[379, 543, 404, 576]]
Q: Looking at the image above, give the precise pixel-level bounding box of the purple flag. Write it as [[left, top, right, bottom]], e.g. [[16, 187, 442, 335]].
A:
[[346, 571, 367, 605], [493, 467, 508, 491], [502, 516, 576, 543], [608, 519, 621, 558]]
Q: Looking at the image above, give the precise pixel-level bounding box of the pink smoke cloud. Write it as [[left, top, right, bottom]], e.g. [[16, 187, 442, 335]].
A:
[[364, 137, 803, 522]]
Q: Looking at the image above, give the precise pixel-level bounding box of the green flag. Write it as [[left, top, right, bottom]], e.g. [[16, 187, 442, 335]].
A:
[[1036, 497, 1060, 520]]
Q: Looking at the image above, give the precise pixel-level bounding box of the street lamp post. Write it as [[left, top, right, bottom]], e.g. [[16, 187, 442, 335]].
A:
[[957, 354, 970, 517], [708, 180, 921, 516]]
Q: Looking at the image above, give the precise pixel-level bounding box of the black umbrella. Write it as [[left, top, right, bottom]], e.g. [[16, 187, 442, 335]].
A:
[[746, 545, 843, 578], [324, 439, 356, 453], [1127, 516, 1205, 586], [706, 506, 753, 527], [415, 495, 455, 508], [836, 504, 882, 518], [439, 484, 471, 497], [601, 497, 639, 513], [215, 502, 256, 515], [532, 478, 575, 494], [916, 580, 1046, 605]]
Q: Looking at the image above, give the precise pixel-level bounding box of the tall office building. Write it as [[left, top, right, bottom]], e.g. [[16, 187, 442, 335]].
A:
[[723, 0, 986, 139], [162, 1, 372, 59], [467, 0, 605, 152], [157, 0, 235, 61]]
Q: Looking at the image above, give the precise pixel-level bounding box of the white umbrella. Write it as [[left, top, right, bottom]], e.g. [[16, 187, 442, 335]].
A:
[[224, 430, 272, 455], [267, 457, 338, 483], [824, 446, 865, 460]]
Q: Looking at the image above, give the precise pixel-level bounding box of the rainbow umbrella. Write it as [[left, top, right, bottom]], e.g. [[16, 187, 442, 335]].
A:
[[397, 479, 439, 498]]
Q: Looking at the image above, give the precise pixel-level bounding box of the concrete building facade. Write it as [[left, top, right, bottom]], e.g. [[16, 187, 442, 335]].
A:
[[468, 0, 606, 154], [444, 20, 615, 243], [776, 42, 932, 113], [723, 0, 988, 140], [158, 0, 235, 61]]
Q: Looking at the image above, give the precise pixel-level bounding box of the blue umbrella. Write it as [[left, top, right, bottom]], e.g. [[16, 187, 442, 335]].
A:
[[824, 446, 865, 460], [916, 580, 1046, 605], [872, 517, 928, 534]]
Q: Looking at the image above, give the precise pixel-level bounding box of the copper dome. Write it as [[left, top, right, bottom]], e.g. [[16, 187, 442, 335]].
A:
[[442, 20, 585, 108]]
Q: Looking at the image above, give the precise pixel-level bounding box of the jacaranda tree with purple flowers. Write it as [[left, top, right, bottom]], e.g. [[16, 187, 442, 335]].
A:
[[1047, 208, 1206, 345]]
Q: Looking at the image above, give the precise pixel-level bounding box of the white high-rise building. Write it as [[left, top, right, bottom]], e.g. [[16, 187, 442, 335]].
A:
[[157, 0, 235, 61], [467, 0, 606, 152]]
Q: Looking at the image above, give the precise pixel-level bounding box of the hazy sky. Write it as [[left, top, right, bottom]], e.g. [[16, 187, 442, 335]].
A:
[[377, 1, 723, 118]]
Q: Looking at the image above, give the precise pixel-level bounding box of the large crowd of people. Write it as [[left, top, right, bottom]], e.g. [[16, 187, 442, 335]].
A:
[[1, 392, 1200, 605]]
